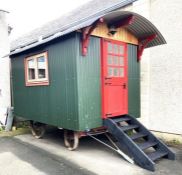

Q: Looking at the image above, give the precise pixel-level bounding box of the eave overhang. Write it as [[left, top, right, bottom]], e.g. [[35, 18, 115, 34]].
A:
[[9, 11, 166, 57]]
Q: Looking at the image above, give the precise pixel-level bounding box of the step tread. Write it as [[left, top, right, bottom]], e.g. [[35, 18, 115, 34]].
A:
[[130, 132, 148, 140], [104, 115, 174, 171], [148, 150, 168, 161], [138, 141, 158, 150], [120, 124, 139, 131], [112, 116, 131, 123]]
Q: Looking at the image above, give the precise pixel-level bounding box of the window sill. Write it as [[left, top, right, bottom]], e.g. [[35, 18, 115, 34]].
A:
[[25, 81, 49, 87]]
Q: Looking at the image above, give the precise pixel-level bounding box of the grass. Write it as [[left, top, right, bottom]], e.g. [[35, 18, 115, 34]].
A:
[[0, 126, 4, 132], [166, 139, 182, 149], [0, 120, 31, 138], [0, 127, 31, 137]]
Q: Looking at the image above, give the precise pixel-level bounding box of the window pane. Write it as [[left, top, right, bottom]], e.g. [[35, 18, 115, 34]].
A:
[[113, 44, 118, 54], [28, 59, 36, 80], [28, 59, 35, 68], [119, 45, 124, 55], [108, 43, 112, 53], [108, 67, 113, 77], [113, 56, 119, 65], [107, 55, 112, 65], [119, 68, 124, 77], [119, 57, 124, 66], [113, 68, 119, 77], [28, 69, 35, 80], [37, 56, 46, 79]]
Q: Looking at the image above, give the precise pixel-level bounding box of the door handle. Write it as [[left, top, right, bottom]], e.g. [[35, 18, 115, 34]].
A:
[[122, 83, 127, 89]]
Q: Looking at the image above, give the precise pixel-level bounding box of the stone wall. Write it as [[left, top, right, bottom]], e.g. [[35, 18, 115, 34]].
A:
[[148, 0, 182, 134], [122, 0, 182, 134]]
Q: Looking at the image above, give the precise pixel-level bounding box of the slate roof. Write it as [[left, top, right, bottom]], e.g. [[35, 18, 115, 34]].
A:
[[10, 0, 166, 56], [10, 0, 136, 54]]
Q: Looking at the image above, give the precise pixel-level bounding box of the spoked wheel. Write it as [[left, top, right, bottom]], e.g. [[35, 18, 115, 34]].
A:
[[64, 130, 79, 151], [30, 121, 46, 139]]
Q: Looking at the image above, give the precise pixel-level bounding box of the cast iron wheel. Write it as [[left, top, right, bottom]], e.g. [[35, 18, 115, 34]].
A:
[[64, 130, 79, 151], [30, 121, 46, 139]]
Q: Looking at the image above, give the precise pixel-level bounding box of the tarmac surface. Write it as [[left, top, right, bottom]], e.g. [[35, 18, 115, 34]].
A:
[[0, 129, 181, 175]]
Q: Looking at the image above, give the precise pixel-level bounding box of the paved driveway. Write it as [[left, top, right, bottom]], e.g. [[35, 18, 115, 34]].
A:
[[0, 135, 94, 175], [0, 130, 181, 175]]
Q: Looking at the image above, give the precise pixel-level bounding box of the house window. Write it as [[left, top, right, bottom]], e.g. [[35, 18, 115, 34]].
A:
[[25, 52, 49, 86]]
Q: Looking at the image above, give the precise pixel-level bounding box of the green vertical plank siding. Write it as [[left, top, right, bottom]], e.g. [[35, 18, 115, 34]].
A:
[[76, 34, 102, 130], [11, 33, 80, 130], [11, 32, 140, 131], [127, 44, 140, 118]]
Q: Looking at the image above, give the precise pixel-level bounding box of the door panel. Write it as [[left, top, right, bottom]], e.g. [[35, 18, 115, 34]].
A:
[[101, 39, 128, 118]]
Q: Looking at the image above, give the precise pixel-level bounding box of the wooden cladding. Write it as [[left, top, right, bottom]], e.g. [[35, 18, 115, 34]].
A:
[[91, 23, 138, 45]]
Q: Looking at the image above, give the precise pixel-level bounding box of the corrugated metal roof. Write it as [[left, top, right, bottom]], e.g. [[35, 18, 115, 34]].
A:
[[9, 0, 166, 56], [103, 11, 166, 48]]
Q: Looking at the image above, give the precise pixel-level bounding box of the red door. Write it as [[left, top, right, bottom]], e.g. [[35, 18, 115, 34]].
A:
[[101, 39, 128, 118]]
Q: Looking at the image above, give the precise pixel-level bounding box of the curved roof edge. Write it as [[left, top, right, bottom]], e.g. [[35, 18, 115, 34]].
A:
[[9, 10, 166, 56], [104, 11, 166, 48]]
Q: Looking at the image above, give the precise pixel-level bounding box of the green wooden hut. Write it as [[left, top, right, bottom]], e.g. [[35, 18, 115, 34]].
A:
[[9, 1, 175, 171]]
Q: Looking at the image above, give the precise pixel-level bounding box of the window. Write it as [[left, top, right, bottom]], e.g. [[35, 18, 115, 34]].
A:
[[107, 43, 125, 78], [24, 52, 49, 86]]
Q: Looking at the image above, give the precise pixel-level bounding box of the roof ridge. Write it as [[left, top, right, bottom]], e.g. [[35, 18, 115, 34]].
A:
[[10, 0, 137, 52], [12, 0, 133, 42]]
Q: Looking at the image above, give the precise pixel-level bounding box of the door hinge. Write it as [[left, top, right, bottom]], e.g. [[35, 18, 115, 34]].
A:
[[105, 83, 112, 85], [105, 77, 112, 80]]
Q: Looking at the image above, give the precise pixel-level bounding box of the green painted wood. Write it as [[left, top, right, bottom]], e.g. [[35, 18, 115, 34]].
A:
[[76, 34, 102, 130], [127, 44, 140, 118], [11, 33, 140, 131], [11, 33, 80, 130], [11, 33, 102, 131]]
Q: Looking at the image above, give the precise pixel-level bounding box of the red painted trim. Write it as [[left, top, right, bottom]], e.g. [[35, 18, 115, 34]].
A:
[[24, 51, 50, 87], [125, 43, 128, 115], [137, 34, 157, 61], [110, 15, 135, 28], [79, 127, 107, 137], [100, 38, 105, 118], [82, 18, 104, 56]]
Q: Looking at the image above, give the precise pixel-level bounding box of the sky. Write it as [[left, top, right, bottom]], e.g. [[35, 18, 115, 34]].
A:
[[0, 0, 91, 40]]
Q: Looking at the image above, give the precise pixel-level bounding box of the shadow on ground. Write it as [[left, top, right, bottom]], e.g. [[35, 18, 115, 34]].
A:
[[0, 130, 96, 175], [0, 129, 181, 175]]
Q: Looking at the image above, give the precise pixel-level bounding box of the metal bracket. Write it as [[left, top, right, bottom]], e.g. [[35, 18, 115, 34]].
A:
[[82, 18, 104, 56], [137, 34, 157, 61], [87, 133, 134, 164]]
